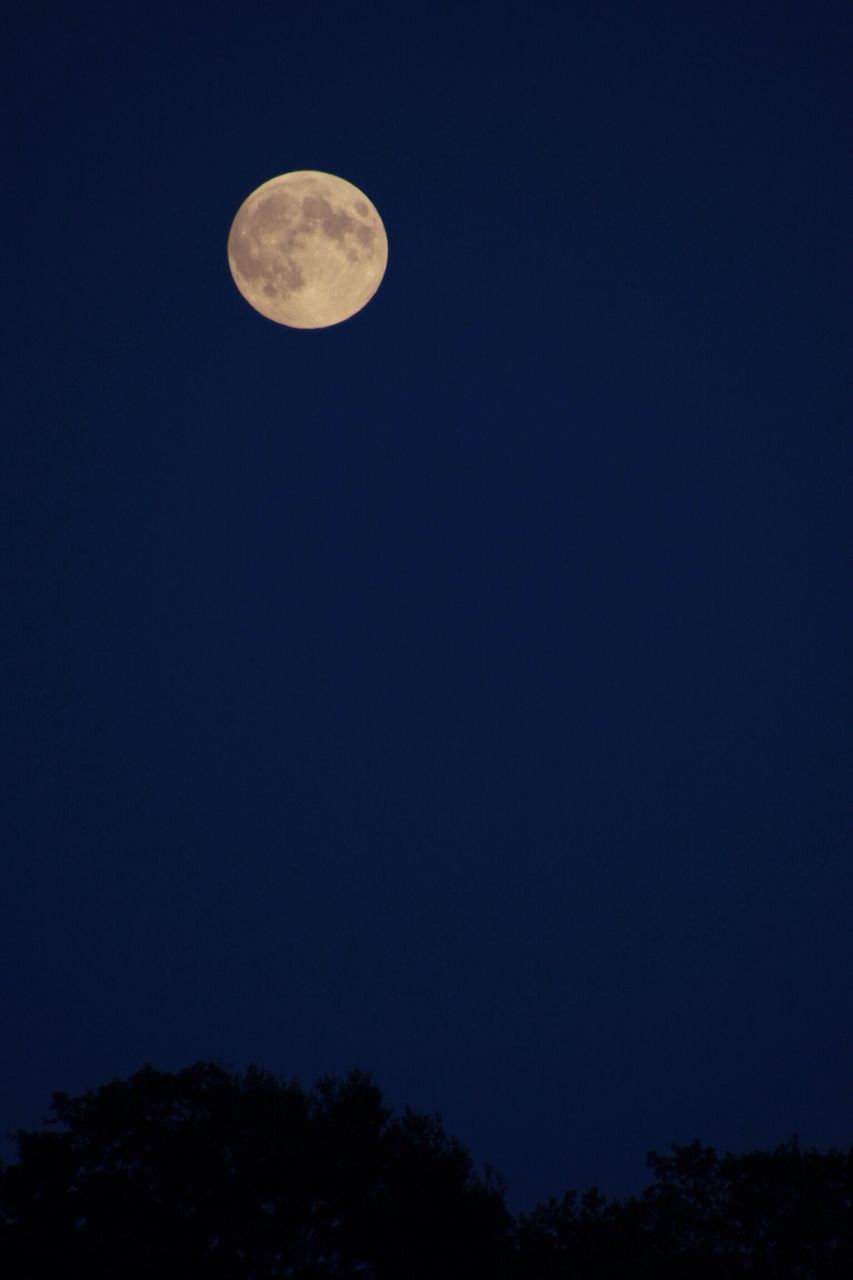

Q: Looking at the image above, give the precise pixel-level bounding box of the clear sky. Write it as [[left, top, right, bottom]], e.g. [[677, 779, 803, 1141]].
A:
[[3, 0, 850, 1212]]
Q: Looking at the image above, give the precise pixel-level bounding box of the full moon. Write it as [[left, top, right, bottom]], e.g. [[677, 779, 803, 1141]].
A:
[[227, 171, 388, 329]]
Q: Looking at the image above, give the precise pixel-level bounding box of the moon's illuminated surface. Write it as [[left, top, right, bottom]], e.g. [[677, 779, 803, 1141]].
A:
[[227, 171, 388, 329]]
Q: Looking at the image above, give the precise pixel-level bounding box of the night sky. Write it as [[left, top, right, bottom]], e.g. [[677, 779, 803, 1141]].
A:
[[3, 1, 851, 1213]]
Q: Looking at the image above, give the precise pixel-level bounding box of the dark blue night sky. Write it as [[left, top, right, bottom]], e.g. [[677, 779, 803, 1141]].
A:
[[3, 1, 851, 1212]]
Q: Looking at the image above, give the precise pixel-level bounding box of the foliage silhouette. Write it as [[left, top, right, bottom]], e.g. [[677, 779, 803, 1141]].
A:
[[0, 1061, 513, 1278], [514, 1137, 853, 1278], [1, 1061, 850, 1278]]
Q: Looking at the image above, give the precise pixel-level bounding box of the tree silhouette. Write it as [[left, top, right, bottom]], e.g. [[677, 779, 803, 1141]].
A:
[[1, 1061, 850, 1278], [514, 1137, 853, 1278], [0, 1061, 513, 1278]]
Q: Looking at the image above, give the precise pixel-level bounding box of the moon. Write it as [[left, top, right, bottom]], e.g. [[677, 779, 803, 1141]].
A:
[[227, 171, 388, 329]]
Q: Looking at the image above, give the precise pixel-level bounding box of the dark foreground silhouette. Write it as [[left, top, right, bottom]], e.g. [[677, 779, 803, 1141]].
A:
[[0, 1061, 850, 1278]]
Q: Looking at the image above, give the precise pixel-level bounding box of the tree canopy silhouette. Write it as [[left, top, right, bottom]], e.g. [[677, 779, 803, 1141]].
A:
[[0, 1060, 513, 1278], [1, 1060, 850, 1278], [515, 1137, 853, 1278]]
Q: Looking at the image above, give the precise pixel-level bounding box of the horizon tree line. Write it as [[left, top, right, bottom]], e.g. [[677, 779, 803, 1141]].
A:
[[1, 1059, 850, 1277]]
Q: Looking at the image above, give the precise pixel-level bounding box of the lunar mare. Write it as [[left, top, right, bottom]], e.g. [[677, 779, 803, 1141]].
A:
[[227, 171, 388, 328]]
